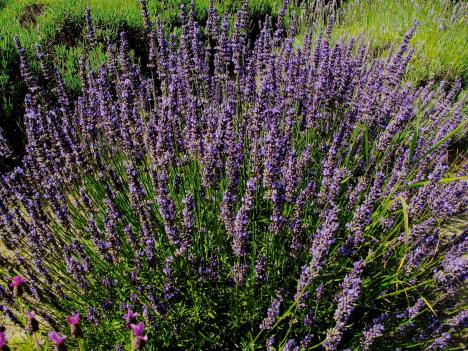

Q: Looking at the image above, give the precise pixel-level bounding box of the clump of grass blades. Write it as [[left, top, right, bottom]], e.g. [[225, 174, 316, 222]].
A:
[[0, 1, 467, 350], [332, 0, 468, 85]]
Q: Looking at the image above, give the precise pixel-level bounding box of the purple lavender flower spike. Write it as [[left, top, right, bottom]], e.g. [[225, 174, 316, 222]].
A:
[[425, 332, 451, 351], [447, 310, 468, 330], [434, 237, 467, 295], [0, 127, 12, 158], [360, 321, 384, 350], [266, 336, 275, 351], [323, 260, 365, 351], [295, 205, 339, 307], [178, 194, 195, 255], [282, 339, 298, 351], [260, 295, 283, 331], [232, 178, 256, 257], [255, 255, 267, 283], [231, 262, 248, 287]]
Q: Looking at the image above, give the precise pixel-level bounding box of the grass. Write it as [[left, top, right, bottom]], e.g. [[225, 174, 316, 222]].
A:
[[331, 0, 468, 85]]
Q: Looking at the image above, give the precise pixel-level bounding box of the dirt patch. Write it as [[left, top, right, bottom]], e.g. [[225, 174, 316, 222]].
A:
[[50, 17, 84, 47], [18, 3, 46, 28]]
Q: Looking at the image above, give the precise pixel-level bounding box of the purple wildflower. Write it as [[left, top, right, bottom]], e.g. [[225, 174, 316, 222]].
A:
[[426, 332, 451, 351], [323, 260, 365, 351], [295, 206, 339, 306], [232, 178, 256, 257], [123, 309, 138, 327], [260, 295, 282, 331], [447, 310, 468, 330], [231, 262, 248, 287], [130, 322, 148, 349], [360, 321, 384, 350], [282, 339, 298, 351], [48, 331, 67, 351], [434, 237, 467, 295], [66, 313, 82, 337], [406, 298, 425, 320], [0, 332, 9, 351], [266, 336, 275, 351], [0, 128, 11, 158], [255, 255, 267, 283], [25, 310, 39, 333]]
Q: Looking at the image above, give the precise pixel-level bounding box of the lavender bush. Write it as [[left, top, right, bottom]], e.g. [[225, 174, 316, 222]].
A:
[[0, 1, 466, 350]]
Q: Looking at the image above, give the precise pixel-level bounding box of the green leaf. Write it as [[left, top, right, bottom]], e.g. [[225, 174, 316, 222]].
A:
[[420, 295, 437, 317]]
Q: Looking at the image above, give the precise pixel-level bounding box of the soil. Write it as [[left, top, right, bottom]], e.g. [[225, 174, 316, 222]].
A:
[[18, 4, 46, 28]]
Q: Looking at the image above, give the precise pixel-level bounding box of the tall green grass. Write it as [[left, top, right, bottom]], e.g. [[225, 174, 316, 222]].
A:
[[332, 0, 467, 85]]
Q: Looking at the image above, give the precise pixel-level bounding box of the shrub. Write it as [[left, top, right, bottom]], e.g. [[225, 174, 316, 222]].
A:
[[0, 0, 284, 172], [0, 1, 466, 350]]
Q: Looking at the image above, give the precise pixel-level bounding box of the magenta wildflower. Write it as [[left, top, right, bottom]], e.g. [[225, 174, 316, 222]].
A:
[[66, 312, 80, 326], [0, 331, 9, 351], [130, 322, 146, 337], [130, 322, 148, 350], [122, 309, 138, 327], [9, 276, 25, 297], [25, 310, 39, 333], [48, 331, 67, 351], [9, 276, 25, 287], [66, 312, 82, 337]]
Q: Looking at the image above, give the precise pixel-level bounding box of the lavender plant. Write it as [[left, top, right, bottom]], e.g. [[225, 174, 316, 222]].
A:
[[0, 128, 12, 159], [0, 1, 466, 350]]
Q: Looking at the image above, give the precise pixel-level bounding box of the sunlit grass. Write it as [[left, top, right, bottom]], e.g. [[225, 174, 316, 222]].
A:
[[331, 0, 467, 84]]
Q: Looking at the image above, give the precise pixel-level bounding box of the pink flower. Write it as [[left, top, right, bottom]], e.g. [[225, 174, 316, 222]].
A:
[[122, 309, 138, 324], [9, 276, 25, 287], [66, 313, 80, 326], [48, 331, 66, 345], [66, 312, 82, 338], [0, 331, 7, 348], [25, 310, 36, 321], [25, 310, 39, 333], [130, 322, 145, 337], [130, 322, 148, 350]]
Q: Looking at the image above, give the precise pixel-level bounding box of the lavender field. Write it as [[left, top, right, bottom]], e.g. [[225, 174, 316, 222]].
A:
[[0, 0, 466, 350]]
